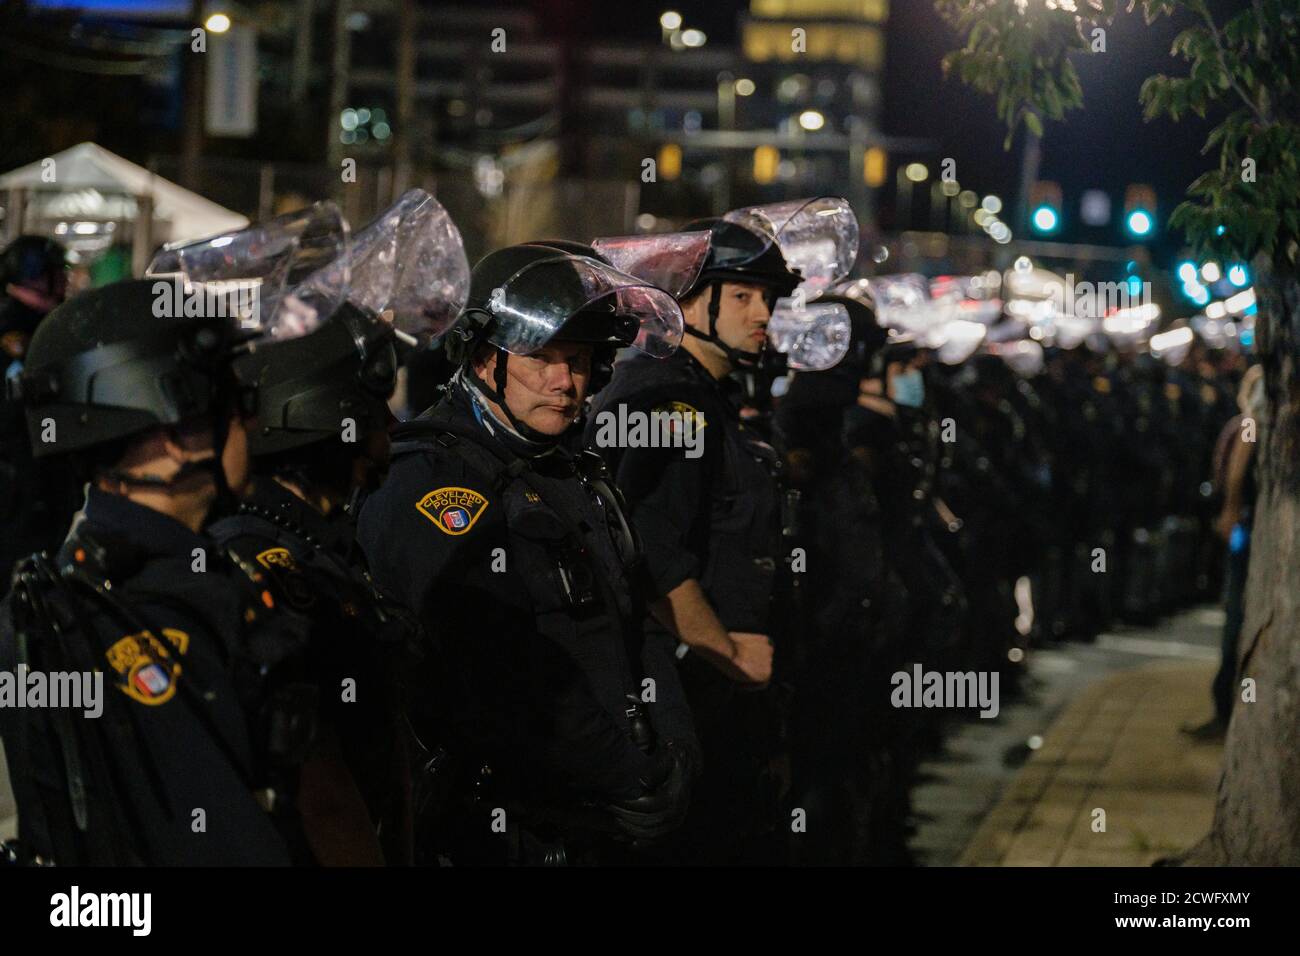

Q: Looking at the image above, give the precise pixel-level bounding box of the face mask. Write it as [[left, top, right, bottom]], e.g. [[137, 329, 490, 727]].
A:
[[892, 368, 925, 408]]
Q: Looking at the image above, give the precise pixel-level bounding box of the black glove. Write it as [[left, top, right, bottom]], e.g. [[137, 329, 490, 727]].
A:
[[606, 739, 693, 844]]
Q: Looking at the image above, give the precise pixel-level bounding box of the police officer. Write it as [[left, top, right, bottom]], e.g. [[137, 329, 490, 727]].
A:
[[0, 278, 347, 865], [357, 243, 696, 864], [185, 192, 467, 864], [1, 235, 79, 591], [587, 198, 858, 863]]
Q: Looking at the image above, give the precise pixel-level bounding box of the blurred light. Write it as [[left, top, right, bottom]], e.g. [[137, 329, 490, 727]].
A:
[[1032, 205, 1059, 232], [1216, 224, 1226, 236], [658, 143, 682, 180], [864, 147, 887, 187], [1127, 275, 1142, 295], [356, 108, 371, 124], [1151, 327, 1194, 352], [798, 109, 825, 131], [1225, 288, 1256, 314], [734, 77, 755, 96], [1205, 301, 1227, 319], [345, 11, 370, 31], [372, 108, 387, 123], [904, 163, 928, 183], [940, 180, 960, 197], [681, 28, 706, 47], [447, 99, 467, 117], [340, 108, 358, 130], [1186, 284, 1210, 306], [636, 213, 658, 231], [211, 236, 233, 249], [1126, 209, 1153, 237], [1080, 189, 1111, 226], [1014, 256, 1032, 272], [372, 122, 391, 140], [1176, 261, 1197, 283], [660, 10, 682, 30], [981, 195, 1002, 214], [973, 209, 991, 226], [1228, 264, 1249, 287], [753, 145, 779, 185], [1201, 261, 1221, 283], [205, 12, 231, 33], [958, 190, 978, 208], [1027, 735, 1044, 750], [1008, 647, 1025, 663], [72, 221, 98, 235]]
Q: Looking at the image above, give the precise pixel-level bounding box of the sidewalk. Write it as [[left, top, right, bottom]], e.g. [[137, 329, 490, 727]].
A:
[[959, 659, 1221, 866]]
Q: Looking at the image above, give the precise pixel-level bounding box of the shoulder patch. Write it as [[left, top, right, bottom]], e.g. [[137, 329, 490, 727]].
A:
[[652, 400, 707, 432], [255, 547, 296, 571], [416, 486, 490, 535], [105, 628, 188, 706]]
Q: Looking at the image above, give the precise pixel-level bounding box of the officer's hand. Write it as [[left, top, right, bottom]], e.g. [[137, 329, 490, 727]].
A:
[[607, 741, 692, 844], [721, 631, 773, 686]]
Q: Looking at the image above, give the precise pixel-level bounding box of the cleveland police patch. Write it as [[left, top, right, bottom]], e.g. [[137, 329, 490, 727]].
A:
[[105, 628, 188, 706], [416, 486, 489, 535], [653, 400, 707, 433]]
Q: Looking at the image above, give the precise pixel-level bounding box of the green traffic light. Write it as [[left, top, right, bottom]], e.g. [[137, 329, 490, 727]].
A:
[[1126, 209, 1154, 237]]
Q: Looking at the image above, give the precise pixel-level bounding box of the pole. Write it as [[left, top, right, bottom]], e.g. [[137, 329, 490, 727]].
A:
[[180, 0, 205, 189]]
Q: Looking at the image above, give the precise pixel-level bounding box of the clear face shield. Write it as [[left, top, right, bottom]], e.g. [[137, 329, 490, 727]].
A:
[[484, 254, 684, 358], [147, 201, 350, 342], [590, 231, 712, 299], [335, 188, 470, 347], [766, 299, 852, 371], [722, 196, 860, 294]]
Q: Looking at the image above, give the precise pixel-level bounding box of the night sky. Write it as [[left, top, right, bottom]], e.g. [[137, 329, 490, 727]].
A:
[[528, 0, 1238, 260]]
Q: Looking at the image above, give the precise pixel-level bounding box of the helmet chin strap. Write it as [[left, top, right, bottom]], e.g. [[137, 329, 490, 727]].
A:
[[460, 360, 560, 451], [102, 388, 239, 513], [683, 281, 766, 369]]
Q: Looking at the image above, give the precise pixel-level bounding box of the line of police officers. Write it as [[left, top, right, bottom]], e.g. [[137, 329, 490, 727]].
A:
[[0, 190, 1241, 866]]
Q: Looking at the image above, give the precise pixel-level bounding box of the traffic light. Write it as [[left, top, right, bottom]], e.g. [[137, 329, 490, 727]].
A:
[[1124, 184, 1156, 239], [1029, 181, 1062, 234]]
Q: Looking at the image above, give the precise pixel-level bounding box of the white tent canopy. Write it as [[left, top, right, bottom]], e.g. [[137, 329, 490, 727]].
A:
[[0, 142, 248, 262]]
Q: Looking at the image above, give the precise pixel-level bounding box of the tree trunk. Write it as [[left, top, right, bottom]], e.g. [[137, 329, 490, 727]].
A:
[[1188, 264, 1300, 864]]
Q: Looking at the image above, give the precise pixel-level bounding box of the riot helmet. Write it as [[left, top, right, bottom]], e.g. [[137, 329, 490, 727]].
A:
[[449, 242, 683, 442]]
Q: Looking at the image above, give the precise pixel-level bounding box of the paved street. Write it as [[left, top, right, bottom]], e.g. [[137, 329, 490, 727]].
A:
[[910, 606, 1224, 865]]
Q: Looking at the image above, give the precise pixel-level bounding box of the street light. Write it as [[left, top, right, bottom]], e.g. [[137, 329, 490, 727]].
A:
[[904, 163, 928, 183], [660, 11, 682, 30], [681, 28, 707, 48], [205, 12, 232, 33], [798, 110, 825, 131]]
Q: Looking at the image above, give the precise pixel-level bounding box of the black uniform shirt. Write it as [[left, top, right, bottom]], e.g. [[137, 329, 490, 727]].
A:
[[0, 488, 301, 865], [356, 385, 673, 805], [587, 348, 781, 635]]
